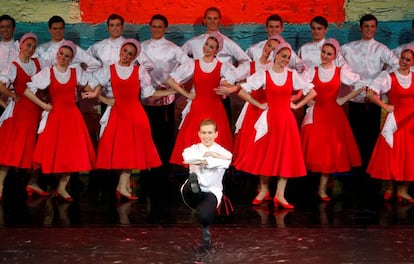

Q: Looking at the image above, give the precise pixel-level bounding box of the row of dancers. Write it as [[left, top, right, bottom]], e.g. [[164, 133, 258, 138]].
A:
[[0, 10, 412, 213]]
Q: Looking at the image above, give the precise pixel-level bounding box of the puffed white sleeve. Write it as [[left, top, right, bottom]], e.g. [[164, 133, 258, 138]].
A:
[[340, 64, 364, 90], [0, 63, 17, 87], [240, 70, 266, 93], [300, 67, 316, 83], [27, 67, 51, 93], [169, 60, 195, 84], [139, 66, 156, 99], [91, 66, 111, 89], [368, 71, 391, 94], [75, 66, 92, 87], [292, 69, 314, 95], [221, 62, 237, 85]]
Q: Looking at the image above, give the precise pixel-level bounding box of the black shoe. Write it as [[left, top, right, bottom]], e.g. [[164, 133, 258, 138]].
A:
[[189, 173, 200, 193]]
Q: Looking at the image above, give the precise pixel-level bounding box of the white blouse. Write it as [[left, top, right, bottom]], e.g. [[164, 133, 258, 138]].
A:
[[35, 39, 101, 72], [241, 67, 314, 95], [0, 57, 50, 87], [181, 31, 251, 81], [169, 58, 237, 85], [304, 64, 364, 90], [90, 63, 155, 99], [28, 65, 90, 93], [369, 70, 413, 94]]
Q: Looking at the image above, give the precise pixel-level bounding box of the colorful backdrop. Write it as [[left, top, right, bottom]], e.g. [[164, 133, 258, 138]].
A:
[[0, 0, 413, 51]]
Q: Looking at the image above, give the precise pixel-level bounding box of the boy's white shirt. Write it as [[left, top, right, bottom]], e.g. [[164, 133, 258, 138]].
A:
[[182, 142, 232, 205]]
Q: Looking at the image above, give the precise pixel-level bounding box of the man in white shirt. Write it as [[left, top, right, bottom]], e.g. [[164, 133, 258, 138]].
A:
[[340, 14, 399, 171], [35, 15, 101, 72], [298, 16, 341, 68], [0, 15, 19, 109], [180, 119, 232, 249], [246, 14, 307, 73], [87, 13, 154, 73], [141, 14, 191, 179], [181, 6, 251, 123]]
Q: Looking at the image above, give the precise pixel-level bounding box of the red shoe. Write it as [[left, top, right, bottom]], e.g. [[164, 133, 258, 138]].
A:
[[383, 191, 393, 201], [252, 191, 271, 205], [54, 191, 74, 202], [26, 186, 50, 197], [397, 193, 414, 204], [273, 197, 294, 209], [116, 190, 138, 202], [319, 194, 331, 202]]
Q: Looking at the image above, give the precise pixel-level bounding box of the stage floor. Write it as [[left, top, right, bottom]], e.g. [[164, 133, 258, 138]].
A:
[[1, 170, 414, 263]]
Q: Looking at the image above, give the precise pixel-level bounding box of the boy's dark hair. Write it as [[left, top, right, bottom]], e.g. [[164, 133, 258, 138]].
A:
[[107, 13, 124, 26], [310, 16, 328, 29], [359, 14, 378, 27], [48, 15, 65, 29], [266, 14, 283, 26], [204, 7, 221, 19], [0, 14, 16, 28], [150, 14, 168, 28]]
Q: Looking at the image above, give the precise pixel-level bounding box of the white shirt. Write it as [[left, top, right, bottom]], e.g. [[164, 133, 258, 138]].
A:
[[246, 39, 307, 73], [0, 39, 19, 72], [181, 31, 251, 81], [141, 37, 191, 105], [35, 39, 101, 72], [169, 58, 237, 86], [340, 38, 399, 102], [182, 142, 232, 205], [90, 63, 155, 99]]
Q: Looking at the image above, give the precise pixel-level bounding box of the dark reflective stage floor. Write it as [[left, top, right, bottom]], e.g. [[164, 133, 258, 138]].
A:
[[1, 168, 414, 263]]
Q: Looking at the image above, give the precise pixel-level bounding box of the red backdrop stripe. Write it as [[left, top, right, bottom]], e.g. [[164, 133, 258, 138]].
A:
[[80, 0, 345, 24]]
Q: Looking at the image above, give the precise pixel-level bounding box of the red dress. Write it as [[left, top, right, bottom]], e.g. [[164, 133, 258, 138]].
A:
[[367, 72, 414, 181], [235, 71, 306, 177], [233, 62, 267, 168], [170, 60, 233, 165], [0, 59, 42, 168], [95, 64, 161, 170], [301, 67, 361, 173], [33, 68, 96, 173]]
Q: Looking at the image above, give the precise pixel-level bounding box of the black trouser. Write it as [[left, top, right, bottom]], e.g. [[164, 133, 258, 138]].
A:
[[348, 101, 381, 170], [182, 181, 217, 227], [143, 103, 175, 165]]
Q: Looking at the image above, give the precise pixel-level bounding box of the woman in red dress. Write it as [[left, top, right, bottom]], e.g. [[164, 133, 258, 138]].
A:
[[166, 33, 236, 166], [0, 33, 49, 200], [84, 39, 175, 201], [366, 45, 414, 203], [301, 38, 364, 202], [237, 42, 316, 209], [232, 36, 282, 205], [24, 40, 96, 202]]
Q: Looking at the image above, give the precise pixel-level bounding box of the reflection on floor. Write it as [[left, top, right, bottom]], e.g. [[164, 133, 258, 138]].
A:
[[1, 169, 414, 263]]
